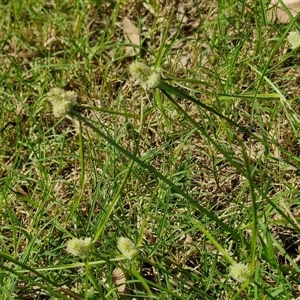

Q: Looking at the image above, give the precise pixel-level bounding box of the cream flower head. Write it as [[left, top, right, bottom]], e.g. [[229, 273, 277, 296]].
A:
[[129, 62, 160, 89], [66, 237, 93, 258], [117, 237, 138, 260], [47, 87, 77, 117], [287, 30, 300, 50], [229, 262, 251, 283]]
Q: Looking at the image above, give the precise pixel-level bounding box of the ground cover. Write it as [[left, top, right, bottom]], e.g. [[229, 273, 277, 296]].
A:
[[1, 0, 300, 299]]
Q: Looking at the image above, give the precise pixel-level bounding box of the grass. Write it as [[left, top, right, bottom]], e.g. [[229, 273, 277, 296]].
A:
[[1, 0, 300, 299]]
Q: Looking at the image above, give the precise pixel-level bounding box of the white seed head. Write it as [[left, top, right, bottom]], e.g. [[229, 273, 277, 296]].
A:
[[47, 87, 77, 117], [229, 262, 251, 283], [129, 62, 160, 89], [117, 237, 138, 260], [287, 30, 300, 50], [66, 237, 92, 258]]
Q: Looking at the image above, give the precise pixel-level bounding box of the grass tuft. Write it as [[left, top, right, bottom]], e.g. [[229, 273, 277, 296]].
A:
[[2, 1, 300, 299]]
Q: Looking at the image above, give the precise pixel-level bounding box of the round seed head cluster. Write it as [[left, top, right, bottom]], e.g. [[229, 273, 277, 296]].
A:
[[129, 62, 160, 89], [287, 30, 300, 50], [47, 87, 77, 117], [229, 263, 251, 283], [117, 237, 138, 260], [66, 237, 93, 258]]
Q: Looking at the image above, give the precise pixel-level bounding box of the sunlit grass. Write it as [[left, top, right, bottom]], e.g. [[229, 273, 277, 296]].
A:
[[1, 0, 300, 299]]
